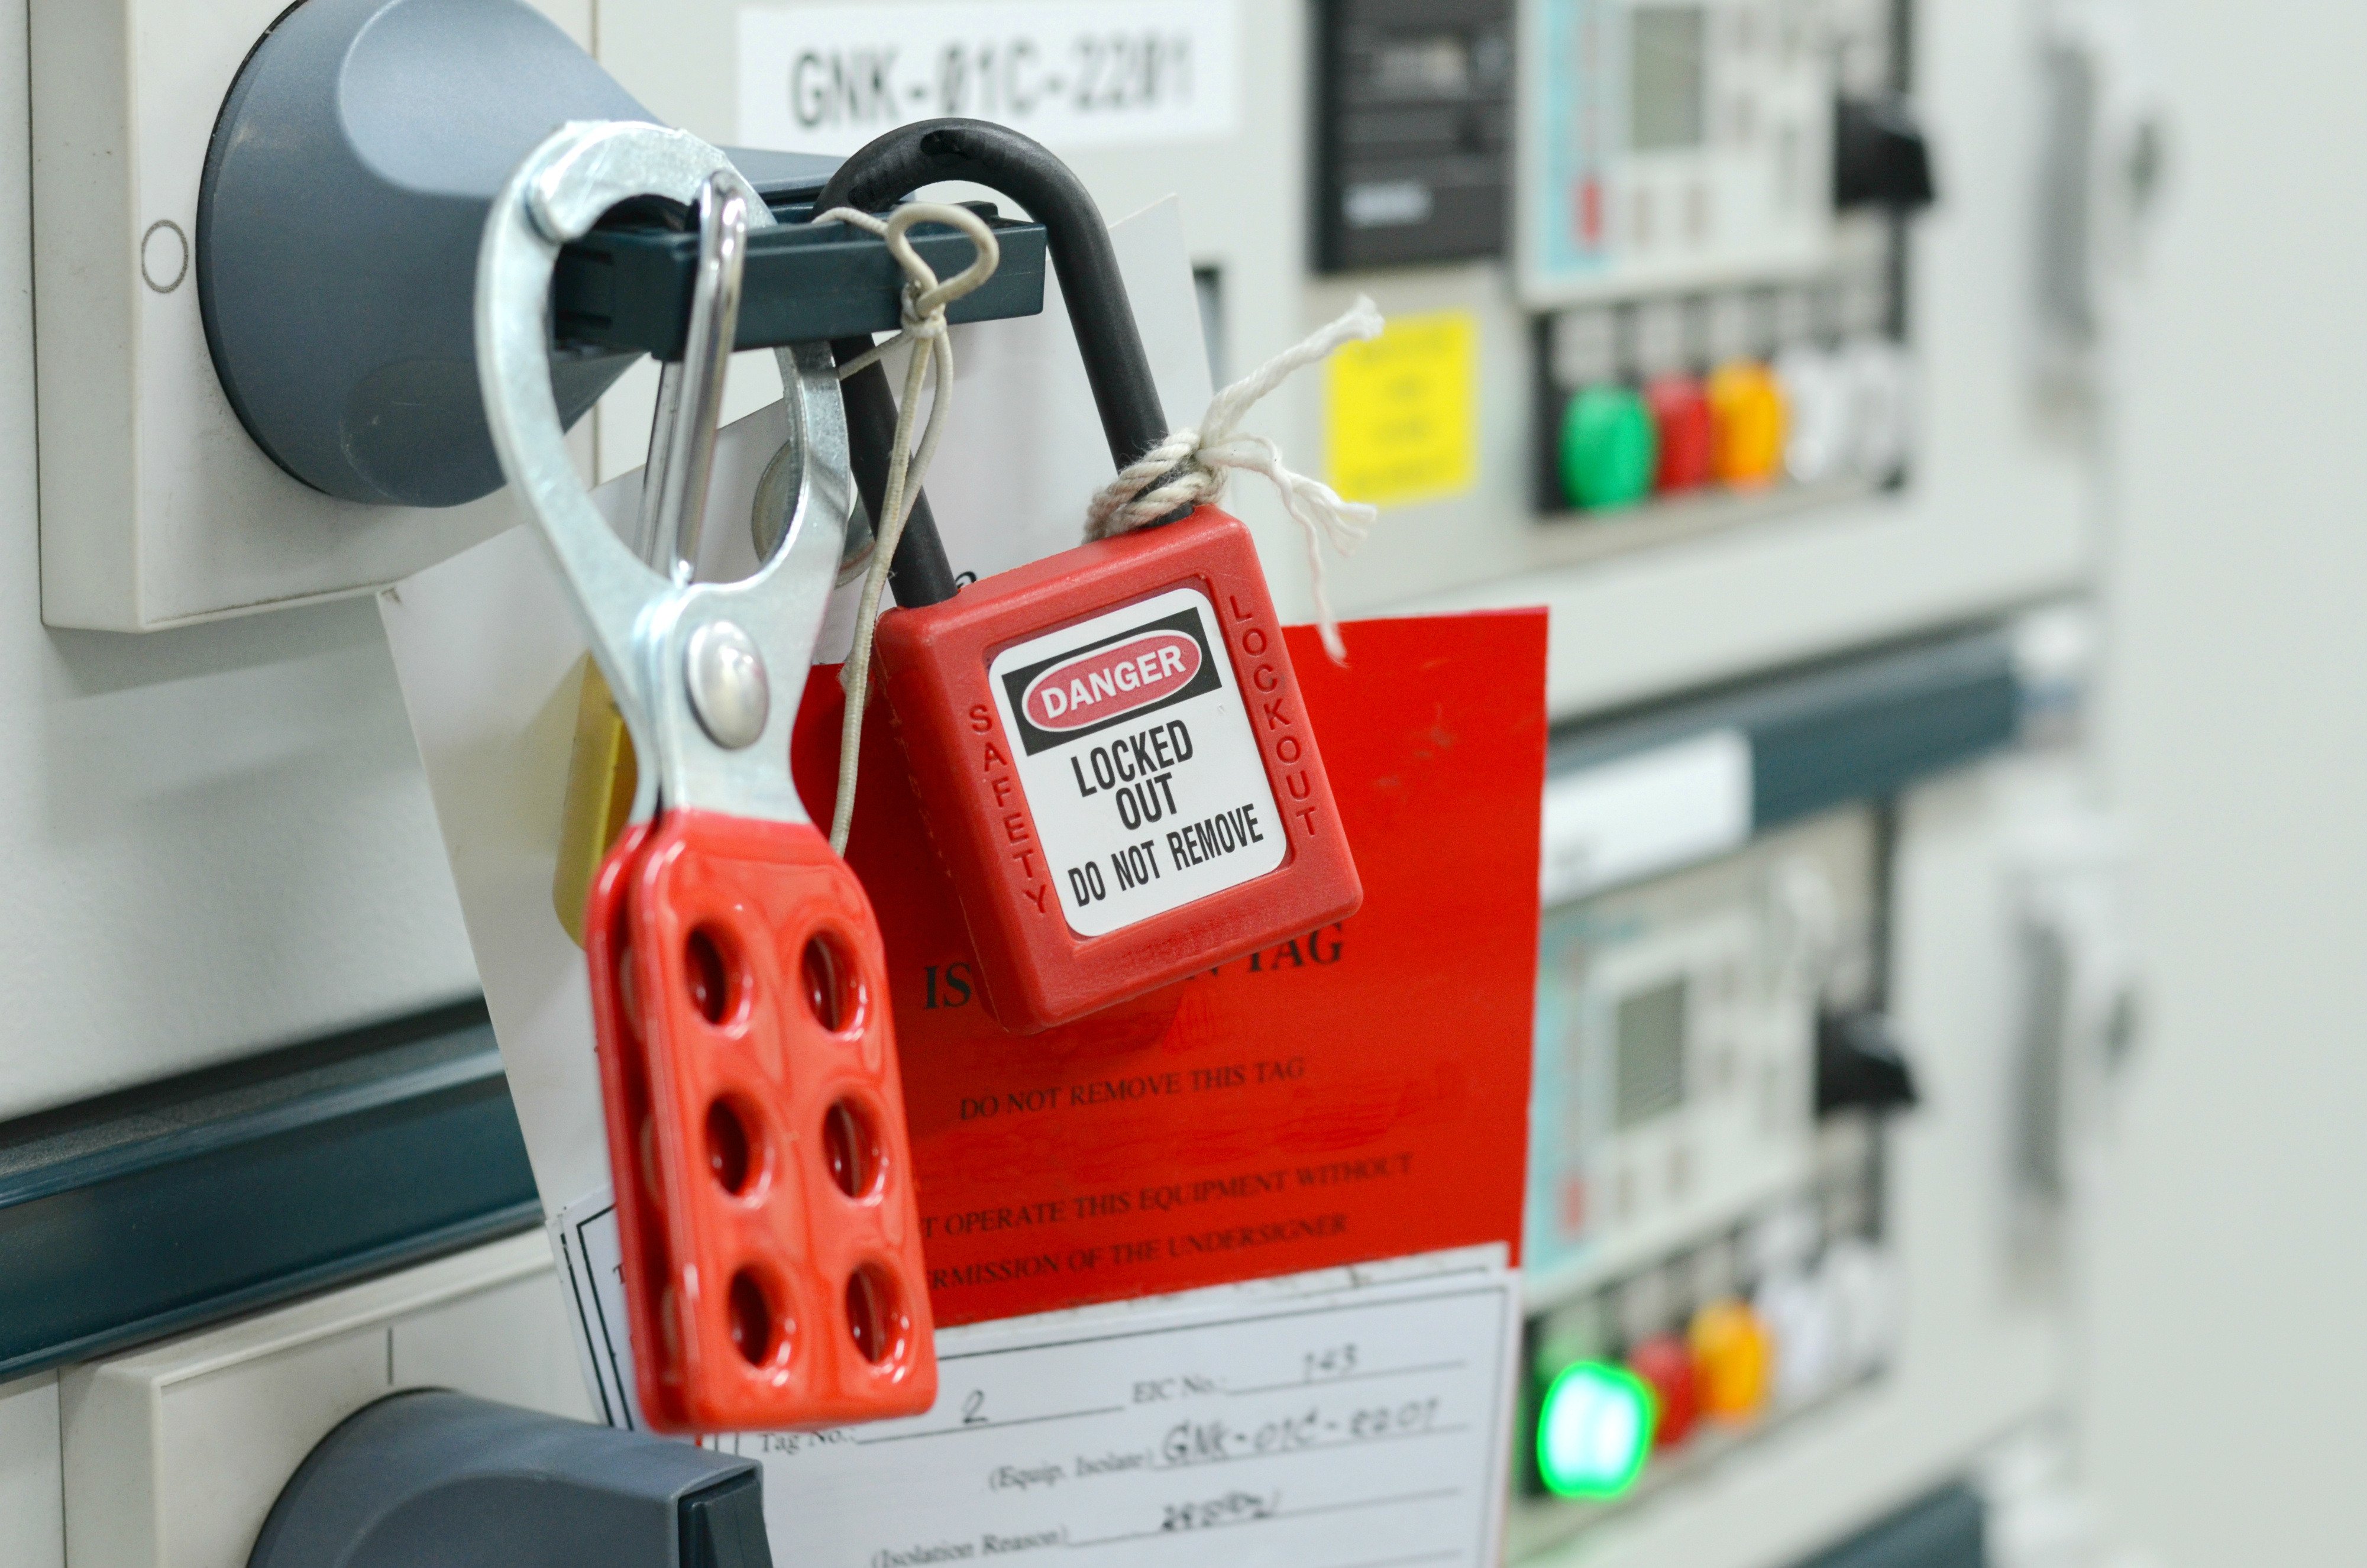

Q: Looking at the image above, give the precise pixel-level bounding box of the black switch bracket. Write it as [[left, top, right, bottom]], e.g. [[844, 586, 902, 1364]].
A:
[[554, 202, 1047, 361]]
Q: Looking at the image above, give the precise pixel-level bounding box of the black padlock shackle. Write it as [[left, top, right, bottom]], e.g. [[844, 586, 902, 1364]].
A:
[[817, 119, 1169, 610]]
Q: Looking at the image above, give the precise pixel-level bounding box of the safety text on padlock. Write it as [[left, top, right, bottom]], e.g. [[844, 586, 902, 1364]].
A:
[[987, 587, 1283, 936]]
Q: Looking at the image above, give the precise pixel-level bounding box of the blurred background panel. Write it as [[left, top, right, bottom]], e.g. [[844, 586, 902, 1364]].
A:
[[2091, 0, 2367, 1559]]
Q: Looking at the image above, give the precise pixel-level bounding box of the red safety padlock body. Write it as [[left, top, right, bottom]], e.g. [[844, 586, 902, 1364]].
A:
[[819, 120, 1362, 1032], [873, 505, 1362, 1032], [587, 814, 934, 1431]]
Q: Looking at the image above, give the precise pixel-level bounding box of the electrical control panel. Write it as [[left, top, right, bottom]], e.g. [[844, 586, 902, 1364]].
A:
[[0, 2, 2111, 1557], [0, 0, 2091, 1146], [1525, 812, 1866, 1287], [1289, 0, 2089, 718], [1520, 0, 1918, 530], [59, 1234, 590, 1568], [1514, 807, 1898, 1551]]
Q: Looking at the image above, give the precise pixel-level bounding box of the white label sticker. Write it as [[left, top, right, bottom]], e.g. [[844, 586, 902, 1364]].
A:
[[987, 587, 1283, 937], [736, 1, 1240, 157], [1540, 728, 1754, 904]]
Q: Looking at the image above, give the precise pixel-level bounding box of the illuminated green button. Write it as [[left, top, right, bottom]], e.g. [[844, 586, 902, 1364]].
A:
[[1559, 385, 1658, 512], [1537, 1361, 1656, 1499]]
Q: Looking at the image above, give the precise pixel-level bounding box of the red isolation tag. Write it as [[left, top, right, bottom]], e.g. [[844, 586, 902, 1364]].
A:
[[793, 611, 1546, 1326]]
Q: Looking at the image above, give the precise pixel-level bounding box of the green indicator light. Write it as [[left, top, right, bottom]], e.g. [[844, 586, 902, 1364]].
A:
[[1537, 1361, 1656, 1500], [1558, 385, 1658, 512]]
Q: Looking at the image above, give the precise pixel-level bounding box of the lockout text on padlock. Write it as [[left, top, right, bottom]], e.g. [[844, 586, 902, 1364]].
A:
[[988, 587, 1286, 937]]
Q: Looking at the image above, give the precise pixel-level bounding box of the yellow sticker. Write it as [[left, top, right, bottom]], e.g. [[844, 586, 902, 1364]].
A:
[[1324, 309, 1477, 507]]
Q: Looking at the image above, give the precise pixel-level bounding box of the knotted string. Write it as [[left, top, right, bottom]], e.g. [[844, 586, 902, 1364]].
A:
[[813, 202, 999, 853], [1084, 296, 1385, 662]]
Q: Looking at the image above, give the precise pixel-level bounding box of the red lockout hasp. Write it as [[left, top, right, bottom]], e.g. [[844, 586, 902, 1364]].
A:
[[588, 814, 933, 1430]]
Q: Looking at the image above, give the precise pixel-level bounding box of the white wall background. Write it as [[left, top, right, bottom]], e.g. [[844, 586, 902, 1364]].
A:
[[2085, 1, 2367, 1560]]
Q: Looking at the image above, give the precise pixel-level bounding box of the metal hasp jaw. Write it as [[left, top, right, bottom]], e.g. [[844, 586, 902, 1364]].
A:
[[196, 0, 1045, 510], [247, 1391, 771, 1568], [478, 119, 935, 1434]]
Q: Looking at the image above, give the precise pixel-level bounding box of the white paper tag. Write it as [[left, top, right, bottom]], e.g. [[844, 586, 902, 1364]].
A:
[[1540, 729, 1754, 904], [987, 586, 1283, 936], [550, 1186, 646, 1431], [552, 1215, 1516, 1568], [736, 1, 1240, 157]]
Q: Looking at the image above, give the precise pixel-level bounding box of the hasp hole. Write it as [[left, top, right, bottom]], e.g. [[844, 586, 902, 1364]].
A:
[[845, 1265, 910, 1366], [801, 931, 861, 1033], [728, 1269, 777, 1366], [684, 926, 738, 1026], [706, 1098, 758, 1195], [823, 1099, 885, 1200]]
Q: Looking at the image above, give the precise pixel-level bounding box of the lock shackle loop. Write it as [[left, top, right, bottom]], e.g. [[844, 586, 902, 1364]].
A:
[[818, 118, 1167, 471], [816, 119, 1169, 609]]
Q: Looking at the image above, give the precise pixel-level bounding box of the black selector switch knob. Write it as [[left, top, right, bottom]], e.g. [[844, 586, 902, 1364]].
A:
[[1835, 95, 1938, 211], [248, 1389, 772, 1568], [1815, 1007, 1921, 1117]]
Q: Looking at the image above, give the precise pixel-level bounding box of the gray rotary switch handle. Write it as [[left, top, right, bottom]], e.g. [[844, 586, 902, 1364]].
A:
[[247, 1389, 772, 1568], [198, 0, 655, 507]]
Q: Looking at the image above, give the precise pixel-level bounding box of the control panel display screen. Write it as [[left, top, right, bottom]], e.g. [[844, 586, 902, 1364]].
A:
[[1631, 6, 1709, 153], [1614, 977, 1689, 1127]]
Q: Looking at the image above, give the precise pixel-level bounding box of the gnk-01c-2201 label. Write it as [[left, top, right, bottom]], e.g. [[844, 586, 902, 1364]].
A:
[[736, 2, 1239, 157], [987, 587, 1284, 938]]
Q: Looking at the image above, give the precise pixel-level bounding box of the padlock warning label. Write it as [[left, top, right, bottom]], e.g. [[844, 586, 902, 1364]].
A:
[[990, 587, 1283, 937]]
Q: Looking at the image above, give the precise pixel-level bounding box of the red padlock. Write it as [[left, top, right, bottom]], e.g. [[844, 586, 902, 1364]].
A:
[[820, 121, 1363, 1033], [479, 122, 934, 1431]]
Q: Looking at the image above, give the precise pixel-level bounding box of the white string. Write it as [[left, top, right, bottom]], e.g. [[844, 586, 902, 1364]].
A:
[[1084, 295, 1385, 663], [813, 202, 999, 855]]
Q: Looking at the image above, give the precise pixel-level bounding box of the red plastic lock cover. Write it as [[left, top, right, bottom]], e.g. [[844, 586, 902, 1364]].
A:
[[586, 811, 936, 1433]]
